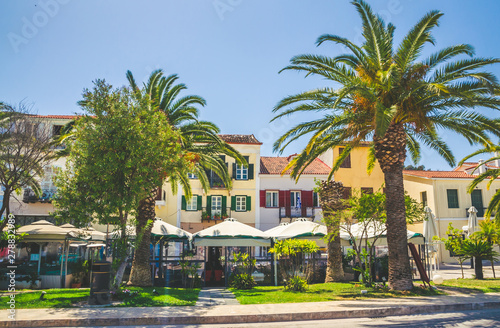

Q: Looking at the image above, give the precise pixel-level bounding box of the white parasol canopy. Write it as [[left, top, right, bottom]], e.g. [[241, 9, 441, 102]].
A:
[[423, 206, 439, 243], [18, 220, 77, 242], [467, 206, 479, 237], [193, 218, 271, 247], [151, 218, 192, 239]]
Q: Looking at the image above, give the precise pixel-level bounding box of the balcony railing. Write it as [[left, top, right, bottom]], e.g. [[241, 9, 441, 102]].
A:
[[279, 206, 316, 222], [201, 207, 232, 222]]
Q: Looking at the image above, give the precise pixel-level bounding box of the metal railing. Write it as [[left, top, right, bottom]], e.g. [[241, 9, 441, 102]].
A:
[[201, 207, 232, 221], [279, 206, 316, 222]]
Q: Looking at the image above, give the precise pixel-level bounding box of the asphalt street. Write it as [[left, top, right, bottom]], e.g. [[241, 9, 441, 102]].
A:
[[74, 308, 500, 328]]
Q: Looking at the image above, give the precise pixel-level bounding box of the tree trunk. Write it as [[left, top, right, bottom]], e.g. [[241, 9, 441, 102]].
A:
[[475, 257, 484, 279], [127, 192, 156, 287], [374, 122, 413, 291], [319, 180, 345, 282], [112, 260, 128, 291]]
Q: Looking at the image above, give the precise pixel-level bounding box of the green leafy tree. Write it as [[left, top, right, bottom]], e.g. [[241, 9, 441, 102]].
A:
[[52, 80, 190, 290], [271, 0, 500, 290], [125, 70, 244, 286], [269, 238, 319, 289], [442, 223, 468, 279], [340, 190, 423, 286]]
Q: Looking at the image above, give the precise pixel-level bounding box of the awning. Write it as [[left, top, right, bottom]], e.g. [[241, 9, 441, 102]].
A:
[[193, 218, 271, 247]]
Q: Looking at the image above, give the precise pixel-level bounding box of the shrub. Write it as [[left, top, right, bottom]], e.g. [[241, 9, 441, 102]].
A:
[[229, 273, 255, 290], [284, 276, 307, 292]]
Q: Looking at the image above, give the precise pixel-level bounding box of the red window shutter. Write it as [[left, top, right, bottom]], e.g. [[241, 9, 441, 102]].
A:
[[301, 191, 312, 217], [260, 190, 266, 207], [279, 190, 286, 207], [284, 190, 291, 217], [155, 187, 162, 201]]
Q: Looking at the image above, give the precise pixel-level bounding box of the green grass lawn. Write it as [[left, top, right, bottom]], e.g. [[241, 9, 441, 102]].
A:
[[0, 287, 199, 309], [231, 282, 442, 305], [437, 278, 500, 293]]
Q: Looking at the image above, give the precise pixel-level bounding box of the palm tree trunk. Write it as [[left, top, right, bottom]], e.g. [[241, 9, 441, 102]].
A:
[[475, 257, 484, 279], [127, 192, 156, 287], [319, 180, 345, 282], [374, 123, 413, 291]]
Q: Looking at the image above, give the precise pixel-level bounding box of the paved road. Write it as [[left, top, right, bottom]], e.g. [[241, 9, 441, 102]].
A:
[[75, 308, 500, 328]]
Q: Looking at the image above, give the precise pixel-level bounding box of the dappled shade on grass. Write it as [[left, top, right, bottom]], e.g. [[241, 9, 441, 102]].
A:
[[231, 282, 443, 305], [0, 287, 199, 309]]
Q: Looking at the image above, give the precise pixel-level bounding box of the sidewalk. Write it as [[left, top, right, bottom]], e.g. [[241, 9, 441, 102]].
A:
[[1, 288, 500, 327]]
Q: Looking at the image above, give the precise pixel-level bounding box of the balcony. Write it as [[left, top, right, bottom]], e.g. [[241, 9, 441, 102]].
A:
[[279, 206, 316, 223], [23, 188, 55, 203], [201, 207, 232, 222], [205, 169, 226, 189]]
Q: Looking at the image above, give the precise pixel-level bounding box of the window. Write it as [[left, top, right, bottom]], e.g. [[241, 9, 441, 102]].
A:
[[447, 189, 459, 208], [290, 191, 301, 207], [421, 191, 427, 206], [236, 164, 248, 180], [186, 195, 198, 211], [211, 195, 222, 215], [313, 192, 320, 207], [187, 173, 198, 179], [236, 196, 246, 211], [266, 191, 278, 207], [339, 147, 351, 168]]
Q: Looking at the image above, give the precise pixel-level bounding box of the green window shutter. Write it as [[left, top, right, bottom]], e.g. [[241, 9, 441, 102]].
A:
[[232, 163, 236, 179], [231, 196, 236, 211], [207, 196, 212, 215], [246, 196, 251, 211], [181, 196, 186, 210], [248, 164, 254, 180], [222, 196, 227, 211], [446, 189, 459, 208], [197, 195, 202, 211]]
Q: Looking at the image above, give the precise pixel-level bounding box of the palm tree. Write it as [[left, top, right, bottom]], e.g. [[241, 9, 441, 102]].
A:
[[475, 218, 499, 278], [459, 236, 499, 279], [461, 144, 500, 221], [272, 0, 500, 290], [126, 69, 244, 286], [318, 180, 346, 282]]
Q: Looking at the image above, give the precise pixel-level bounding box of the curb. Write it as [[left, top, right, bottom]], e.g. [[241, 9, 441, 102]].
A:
[[3, 301, 500, 327]]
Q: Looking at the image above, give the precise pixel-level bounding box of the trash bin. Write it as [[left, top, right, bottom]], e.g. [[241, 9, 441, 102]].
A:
[[88, 261, 111, 305]]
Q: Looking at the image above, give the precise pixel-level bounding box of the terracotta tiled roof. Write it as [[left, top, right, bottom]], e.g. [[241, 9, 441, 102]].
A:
[[218, 134, 262, 145], [32, 115, 80, 119], [260, 156, 331, 175], [403, 170, 475, 179]]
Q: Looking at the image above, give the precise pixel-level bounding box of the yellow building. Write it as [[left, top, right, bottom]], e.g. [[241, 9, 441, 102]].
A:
[[318, 143, 385, 197], [155, 134, 262, 233], [404, 161, 500, 263]]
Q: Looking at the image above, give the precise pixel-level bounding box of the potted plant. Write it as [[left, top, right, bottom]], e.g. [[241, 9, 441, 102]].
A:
[[213, 213, 221, 220], [221, 211, 228, 219], [202, 211, 210, 221]]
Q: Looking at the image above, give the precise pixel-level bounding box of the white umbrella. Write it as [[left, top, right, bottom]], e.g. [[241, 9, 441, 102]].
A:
[[18, 220, 76, 242], [193, 218, 271, 247], [423, 206, 439, 244], [467, 206, 479, 237], [264, 222, 290, 236], [151, 218, 192, 239]]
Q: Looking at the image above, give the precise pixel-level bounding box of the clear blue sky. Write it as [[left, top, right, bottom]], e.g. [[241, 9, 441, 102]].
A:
[[1, 0, 499, 170]]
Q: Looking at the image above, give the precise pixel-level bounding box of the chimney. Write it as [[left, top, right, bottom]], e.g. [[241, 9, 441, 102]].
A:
[[495, 151, 500, 169], [477, 159, 486, 175]]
